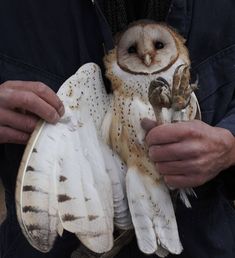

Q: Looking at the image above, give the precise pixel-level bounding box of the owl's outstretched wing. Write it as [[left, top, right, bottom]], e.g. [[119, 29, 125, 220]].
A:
[[16, 63, 130, 253]]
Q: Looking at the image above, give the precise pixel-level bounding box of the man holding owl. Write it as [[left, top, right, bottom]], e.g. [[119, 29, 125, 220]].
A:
[[0, 0, 235, 258]]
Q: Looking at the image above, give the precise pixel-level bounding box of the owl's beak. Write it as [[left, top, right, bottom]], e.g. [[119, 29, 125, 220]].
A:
[[143, 54, 152, 66]]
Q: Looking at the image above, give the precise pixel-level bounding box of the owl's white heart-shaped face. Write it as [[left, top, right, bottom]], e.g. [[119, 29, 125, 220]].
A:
[[117, 22, 179, 75]]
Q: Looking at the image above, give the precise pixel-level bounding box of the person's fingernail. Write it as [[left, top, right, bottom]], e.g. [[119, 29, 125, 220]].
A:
[[52, 113, 60, 123], [58, 104, 65, 116]]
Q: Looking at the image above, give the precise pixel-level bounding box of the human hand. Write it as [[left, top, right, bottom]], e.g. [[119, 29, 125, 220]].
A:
[[0, 81, 64, 144], [141, 119, 235, 188]]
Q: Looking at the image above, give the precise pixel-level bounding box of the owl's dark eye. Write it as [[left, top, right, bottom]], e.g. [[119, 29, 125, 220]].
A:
[[128, 45, 137, 54], [155, 41, 164, 50]]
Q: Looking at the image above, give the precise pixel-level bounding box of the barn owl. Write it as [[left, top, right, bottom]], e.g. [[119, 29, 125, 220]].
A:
[[16, 21, 200, 257]]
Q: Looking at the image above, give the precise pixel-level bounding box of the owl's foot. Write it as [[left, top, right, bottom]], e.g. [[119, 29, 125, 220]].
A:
[[148, 78, 172, 109], [171, 65, 195, 111]]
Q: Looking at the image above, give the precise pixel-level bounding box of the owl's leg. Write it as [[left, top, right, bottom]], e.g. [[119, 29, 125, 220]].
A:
[[148, 78, 172, 124], [171, 65, 198, 206], [171, 64, 195, 112]]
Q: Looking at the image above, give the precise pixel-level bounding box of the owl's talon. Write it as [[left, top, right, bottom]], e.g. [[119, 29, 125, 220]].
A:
[[148, 78, 172, 109], [172, 65, 193, 111]]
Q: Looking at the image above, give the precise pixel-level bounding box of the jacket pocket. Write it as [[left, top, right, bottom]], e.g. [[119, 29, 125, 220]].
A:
[[192, 44, 235, 125]]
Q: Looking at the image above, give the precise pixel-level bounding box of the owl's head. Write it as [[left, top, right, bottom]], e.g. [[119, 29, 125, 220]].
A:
[[116, 21, 187, 75]]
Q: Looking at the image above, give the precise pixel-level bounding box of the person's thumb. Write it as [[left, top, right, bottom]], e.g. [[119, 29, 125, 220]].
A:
[[141, 118, 157, 133]]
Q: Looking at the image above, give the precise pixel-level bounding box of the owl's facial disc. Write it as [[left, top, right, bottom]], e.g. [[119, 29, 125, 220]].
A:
[[117, 23, 179, 74]]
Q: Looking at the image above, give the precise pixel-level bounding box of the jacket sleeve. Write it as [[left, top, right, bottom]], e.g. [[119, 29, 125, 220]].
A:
[[0, 145, 4, 166], [216, 92, 235, 135]]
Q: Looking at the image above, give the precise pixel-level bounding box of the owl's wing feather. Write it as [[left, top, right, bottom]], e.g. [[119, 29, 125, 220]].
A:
[[99, 141, 132, 230], [54, 113, 114, 253], [16, 63, 116, 253], [16, 120, 60, 252]]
